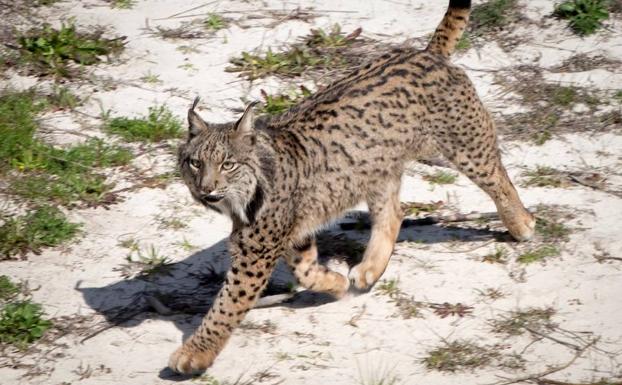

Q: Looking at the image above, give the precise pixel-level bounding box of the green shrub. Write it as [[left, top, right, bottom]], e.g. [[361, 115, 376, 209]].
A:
[[105, 106, 183, 142], [554, 0, 610, 35], [17, 21, 125, 77], [0, 206, 81, 259], [0, 301, 52, 348]]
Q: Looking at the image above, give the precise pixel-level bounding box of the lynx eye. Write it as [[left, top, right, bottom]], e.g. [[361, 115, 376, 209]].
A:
[[221, 160, 236, 171], [189, 158, 201, 170]]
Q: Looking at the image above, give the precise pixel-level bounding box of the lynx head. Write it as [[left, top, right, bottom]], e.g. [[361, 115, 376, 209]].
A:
[[178, 98, 271, 225]]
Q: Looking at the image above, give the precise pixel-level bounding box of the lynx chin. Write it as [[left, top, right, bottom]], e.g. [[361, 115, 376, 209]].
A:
[[170, 0, 535, 374]]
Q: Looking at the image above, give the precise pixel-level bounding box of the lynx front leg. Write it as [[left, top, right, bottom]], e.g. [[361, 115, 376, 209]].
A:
[[168, 236, 282, 375], [349, 180, 403, 291]]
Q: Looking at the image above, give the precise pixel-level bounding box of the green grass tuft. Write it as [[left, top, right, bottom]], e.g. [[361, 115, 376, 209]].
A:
[[227, 24, 360, 80], [490, 307, 555, 336], [0, 206, 82, 259], [521, 165, 565, 188], [105, 105, 183, 142], [470, 0, 518, 35], [0, 301, 52, 348], [554, 0, 610, 35], [423, 340, 500, 372], [0, 89, 44, 173], [551, 86, 577, 106], [0, 276, 20, 302], [516, 245, 560, 264], [259, 86, 311, 115], [16, 21, 125, 78], [204, 13, 228, 31], [423, 170, 458, 185]]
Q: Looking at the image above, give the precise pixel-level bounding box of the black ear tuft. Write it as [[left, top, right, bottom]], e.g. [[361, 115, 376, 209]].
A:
[[188, 96, 208, 139]]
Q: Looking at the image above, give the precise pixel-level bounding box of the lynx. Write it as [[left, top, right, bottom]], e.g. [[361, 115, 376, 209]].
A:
[[170, 0, 535, 374]]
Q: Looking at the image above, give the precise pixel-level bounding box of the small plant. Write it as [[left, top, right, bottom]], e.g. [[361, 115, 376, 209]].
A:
[[614, 90, 622, 102], [0, 89, 44, 173], [204, 13, 228, 31], [532, 129, 552, 145], [116, 244, 172, 279], [357, 360, 400, 385], [227, 25, 363, 80], [109, 0, 135, 8], [0, 206, 82, 259], [16, 21, 125, 78], [304, 24, 355, 48], [0, 276, 20, 302], [140, 71, 161, 84], [490, 307, 556, 336], [554, 0, 610, 35], [516, 245, 560, 264], [521, 165, 565, 188], [536, 217, 571, 241], [47, 85, 82, 110], [469, 0, 518, 35], [375, 279, 424, 319], [0, 301, 52, 348], [423, 170, 458, 185], [481, 247, 509, 264], [104, 105, 183, 142], [551, 86, 577, 106], [259, 86, 311, 115], [375, 279, 400, 298], [423, 340, 500, 372], [400, 201, 443, 217]]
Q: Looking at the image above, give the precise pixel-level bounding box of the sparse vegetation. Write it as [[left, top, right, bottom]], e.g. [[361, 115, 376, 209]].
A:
[[104, 105, 183, 142], [400, 201, 443, 216], [490, 307, 556, 336], [469, 0, 519, 35], [0, 206, 82, 259], [116, 244, 172, 279], [0, 301, 52, 349], [140, 71, 161, 84], [554, 0, 610, 35], [423, 340, 500, 372], [204, 13, 228, 31], [375, 279, 424, 319], [423, 170, 458, 185], [109, 0, 135, 9], [259, 86, 311, 115], [47, 85, 82, 110], [482, 247, 509, 264], [0, 276, 20, 302], [227, 25, 365, 80], [14, 21, 125, 78], [1, 88, 131, 207], [536, 216, 571, 241], [516, 245, 560, 264], [358, 361, 400, 385], [521, 165, 566, 188]]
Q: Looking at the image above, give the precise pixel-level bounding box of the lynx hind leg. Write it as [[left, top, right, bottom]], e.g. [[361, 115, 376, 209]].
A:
[[349, 180, 403, 291], [435, 106, 535, 241], [285, 237, 350, 298]]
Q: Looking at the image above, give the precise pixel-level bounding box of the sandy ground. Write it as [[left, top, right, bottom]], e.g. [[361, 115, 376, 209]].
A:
[[1, 0, 622, 384]]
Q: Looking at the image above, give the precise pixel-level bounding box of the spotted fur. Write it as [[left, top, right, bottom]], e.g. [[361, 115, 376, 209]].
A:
[[170, 0, 535, 374]]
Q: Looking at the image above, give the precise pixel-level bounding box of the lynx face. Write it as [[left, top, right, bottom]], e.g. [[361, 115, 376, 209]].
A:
[[178, 102, 264, 224]]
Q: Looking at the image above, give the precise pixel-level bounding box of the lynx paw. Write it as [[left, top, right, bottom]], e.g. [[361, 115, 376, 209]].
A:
[[168, 344, 216, 375], [508, 211, 536, 242], [348, 262, 383, 291]]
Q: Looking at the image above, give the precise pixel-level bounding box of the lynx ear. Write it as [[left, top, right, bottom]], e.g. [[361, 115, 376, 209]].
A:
[[231, 101, 259, 145], [188, 97, 208, 138], [234, 101, 259, 134]]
